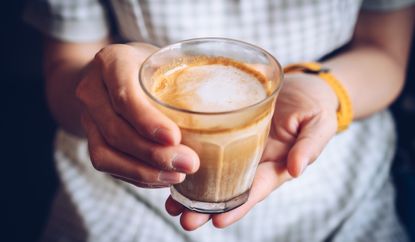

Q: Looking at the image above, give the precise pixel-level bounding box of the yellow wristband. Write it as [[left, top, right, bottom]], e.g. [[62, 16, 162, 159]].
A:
[[283, 62, 353, 132]]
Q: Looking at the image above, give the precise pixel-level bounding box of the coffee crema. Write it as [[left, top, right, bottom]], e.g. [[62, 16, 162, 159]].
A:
[[149, 56, 275, 205], [151, 56, 272, 112]]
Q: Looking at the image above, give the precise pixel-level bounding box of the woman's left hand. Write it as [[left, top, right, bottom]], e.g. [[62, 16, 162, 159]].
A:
[[165, 72, 339, 230]]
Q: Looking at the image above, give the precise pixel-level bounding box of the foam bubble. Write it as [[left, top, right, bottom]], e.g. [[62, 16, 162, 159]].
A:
[[159, 64, 266, 112]]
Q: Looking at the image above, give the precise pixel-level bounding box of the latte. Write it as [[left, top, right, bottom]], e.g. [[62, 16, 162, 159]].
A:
[[150, 56, 274, 207]]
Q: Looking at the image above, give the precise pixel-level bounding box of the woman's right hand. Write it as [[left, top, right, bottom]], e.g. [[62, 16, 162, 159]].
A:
[[76, 43, 199, 188]]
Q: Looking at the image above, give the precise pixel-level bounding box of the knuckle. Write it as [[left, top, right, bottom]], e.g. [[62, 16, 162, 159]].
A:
[[94, 44, 132, 64], [148, 148, 169, 169], [89, 146, 107, 171], [75, 64, 100, 106], [148, 148, 160, 164], [280, 115, 298, 134], [95, 45, 118, 63], [111, 87, 129, 112]]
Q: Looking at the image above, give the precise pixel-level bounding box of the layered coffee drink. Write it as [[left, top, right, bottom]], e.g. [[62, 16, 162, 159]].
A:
[[150, 56, 274, 209], [139, 38, 282, 213]]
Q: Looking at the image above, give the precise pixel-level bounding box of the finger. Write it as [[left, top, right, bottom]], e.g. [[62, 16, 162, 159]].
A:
[[261, 116, 297, 162], [260, 137, 291, 163], [287, 113, 336, 177], [79, 72, 199, 173], [90, 100, 198, 173], [95, 44, 181, 145], [211, 161, 290, 228], [165, 196, 185, 216], [82, 112, 186, 186], [180, 210, 211, 231]]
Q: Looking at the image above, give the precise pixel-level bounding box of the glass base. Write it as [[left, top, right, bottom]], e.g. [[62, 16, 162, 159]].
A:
[[170, 186, 249, 213]]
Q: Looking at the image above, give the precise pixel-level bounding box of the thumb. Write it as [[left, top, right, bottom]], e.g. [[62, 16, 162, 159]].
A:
[[286, 114, 336, 177]]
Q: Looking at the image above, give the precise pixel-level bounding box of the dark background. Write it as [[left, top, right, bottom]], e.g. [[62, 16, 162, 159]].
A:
[[2, 1, 415, 241], [2, 1, 57, 242]]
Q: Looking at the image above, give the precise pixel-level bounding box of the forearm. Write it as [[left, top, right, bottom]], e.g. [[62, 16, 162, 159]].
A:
[[323, 8, 414, 120], [45, 61, 86, 136], [44, 38, 109, 136], [323, 44, 407, 119]]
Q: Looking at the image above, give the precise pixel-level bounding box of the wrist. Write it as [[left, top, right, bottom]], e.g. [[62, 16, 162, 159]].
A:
[[284, 72, 339, 114], [283, 62, 353, 132]]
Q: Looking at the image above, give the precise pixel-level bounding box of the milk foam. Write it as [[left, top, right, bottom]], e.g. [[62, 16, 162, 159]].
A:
[[156, 64, 267, 112]]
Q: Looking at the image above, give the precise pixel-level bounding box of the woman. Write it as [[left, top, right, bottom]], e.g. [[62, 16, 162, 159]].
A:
[[24, 0, 415, 241]]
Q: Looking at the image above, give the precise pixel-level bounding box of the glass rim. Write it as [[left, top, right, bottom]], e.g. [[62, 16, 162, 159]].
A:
[[139, 37, 284, 115]]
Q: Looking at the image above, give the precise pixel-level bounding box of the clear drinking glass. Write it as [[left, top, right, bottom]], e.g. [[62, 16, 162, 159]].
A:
[[139, 38, 283, 213]]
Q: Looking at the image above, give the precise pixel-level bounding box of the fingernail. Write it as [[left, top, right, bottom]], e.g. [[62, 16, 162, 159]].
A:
[[172, 154, 194, 173], [153, 128, 172, 145], [158, 171, 185, 183]]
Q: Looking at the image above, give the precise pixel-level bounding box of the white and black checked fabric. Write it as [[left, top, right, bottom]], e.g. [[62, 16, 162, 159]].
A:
[[24, 0, 415, 241]]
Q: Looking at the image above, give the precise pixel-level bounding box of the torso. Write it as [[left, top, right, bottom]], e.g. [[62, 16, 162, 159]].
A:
[[109, 0, 363, 65]]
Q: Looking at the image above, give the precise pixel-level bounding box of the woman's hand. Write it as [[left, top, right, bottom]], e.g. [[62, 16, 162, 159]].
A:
[[76, 43, 200, 188], [165, 72, 339, 230]]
